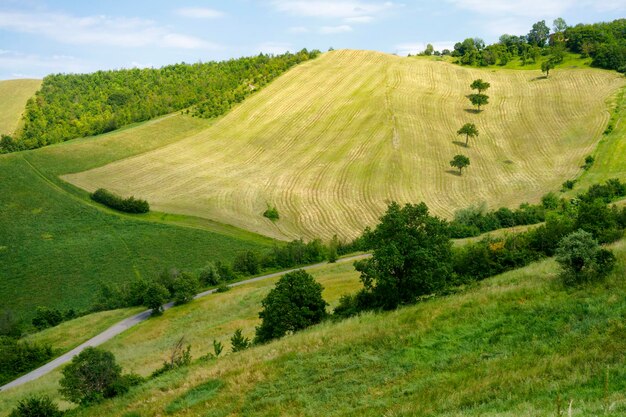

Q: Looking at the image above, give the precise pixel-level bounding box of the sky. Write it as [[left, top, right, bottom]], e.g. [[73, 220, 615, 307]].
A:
[[0, 0, 625, 79]]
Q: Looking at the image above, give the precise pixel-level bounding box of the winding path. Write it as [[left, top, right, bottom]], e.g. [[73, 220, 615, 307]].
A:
[[0, 254, 370, 392]]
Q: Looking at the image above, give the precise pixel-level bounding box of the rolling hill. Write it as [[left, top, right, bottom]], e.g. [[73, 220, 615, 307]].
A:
[[0, 113, 274, 318], [0, 79, 41, 136], [64, 50, 626, 241], [2, 239, 624, 417]]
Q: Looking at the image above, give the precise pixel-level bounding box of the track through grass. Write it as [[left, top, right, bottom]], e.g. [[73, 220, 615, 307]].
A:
[[66, 50, 625, 240]]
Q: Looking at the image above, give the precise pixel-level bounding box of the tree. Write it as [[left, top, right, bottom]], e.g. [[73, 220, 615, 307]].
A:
[[233, 251, 260, 276], [424, 43, 434, 56], [556, 229, 616, 285], [552, 18, 568, 44], [527, 20, 550, 47], [255, 270, 328, 343], [143, 283, 170, 316], [354, 202, 453, 310], [8, 395, 62, 417], [450, 155, 470, 175], [456, 123, 479, 147], [172, 273, 199, 305], [199, 263, 221, 286], [468, 93, 489, 111], [470, 79, 490, 93], [59, 347, 122, 405], [230, 329, 251, 352], [541, 58, 557, 77]]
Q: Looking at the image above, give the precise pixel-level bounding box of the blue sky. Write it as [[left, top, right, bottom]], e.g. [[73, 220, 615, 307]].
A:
[[0, 0, 625, 79]]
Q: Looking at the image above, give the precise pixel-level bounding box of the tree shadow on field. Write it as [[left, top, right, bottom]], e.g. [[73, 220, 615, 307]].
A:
[[531, 75, 548, 81], [445, 169, 462, 177], [464, 108, 481, 114], [453, 141, 469, 148]]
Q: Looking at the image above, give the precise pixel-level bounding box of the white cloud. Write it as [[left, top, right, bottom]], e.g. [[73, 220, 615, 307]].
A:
[[258, 42, 292, 55], [319, 25, 353, 34], [446, 0, 626, 18], [288, 26, 309, 33], [0, 50, 89, 76], [176, 7, 225, 19], [272, 1, 395, 18], [344, 16, 374, 23], [394, 41, 456, 56], [0, 11, 219, 49]]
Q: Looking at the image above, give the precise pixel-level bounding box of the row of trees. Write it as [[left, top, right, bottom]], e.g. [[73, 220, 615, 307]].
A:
[[4, 50, 320, 153], [441, 18, 626, 74]]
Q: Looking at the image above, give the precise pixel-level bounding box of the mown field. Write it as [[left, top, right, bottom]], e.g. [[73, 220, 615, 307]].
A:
[[65, 49, 625, 241], [0, 113, 275, 319], [0, 79, 41, 135], [2, 240, 624, 416]]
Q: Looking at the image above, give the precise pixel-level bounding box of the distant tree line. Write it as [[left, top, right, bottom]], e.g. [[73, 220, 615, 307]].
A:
[[2, 49, 320, 153], [447, 18, 626, 72]]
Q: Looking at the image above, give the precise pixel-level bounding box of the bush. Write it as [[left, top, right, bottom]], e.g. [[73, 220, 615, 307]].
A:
[[255, 270, 328, 343], [172, 273, 199, 305], [233, 251, 261, 276], [31, 307, 63, 331], [230, 329, 251, 352], [199, 264, 221, 286], [151, 337, 191, 378], [562, 179, 576, 191], [90, 188, 149, 214], [59, 347, 123, 405], [555, 229, 616, 285], [0, 338, 54, 386], [143, 283, 170, 316], [263, 206, 280, 221], [8, 395, 62, 417]]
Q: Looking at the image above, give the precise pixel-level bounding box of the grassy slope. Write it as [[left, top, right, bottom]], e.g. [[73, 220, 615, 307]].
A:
[[0, 79, 41, 136], [2, 241, 624, 416], [65, 50, 625, 241], [0, 114, 275, 319]]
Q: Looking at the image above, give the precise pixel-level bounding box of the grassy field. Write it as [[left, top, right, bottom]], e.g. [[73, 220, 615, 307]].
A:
[[65, 50, 625, 241], [0, 113, 275, 319], [0, 79, 40, 136], [2, 240, 624, 416]]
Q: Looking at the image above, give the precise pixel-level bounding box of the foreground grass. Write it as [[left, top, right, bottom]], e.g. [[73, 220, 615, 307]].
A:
[[3, 241, 625, 416], [23, 308, 142, 354], [0, 79, 40, 135], [0, 262, 362, 414], [73, 240, 625, 417], [0, 114, 275, 318], [65, 50, 625, 241]]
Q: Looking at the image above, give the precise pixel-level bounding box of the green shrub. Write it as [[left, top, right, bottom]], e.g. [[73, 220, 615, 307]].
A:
[[562, 179, 576, 191], [172, 273, 199, 305], [0, 338, 54, 386], [255, 270, 328, 343], [230, 329, 251, 352], [215, 283, 230, 293], [90, 188, 149, 214], [59, 347, 123, 405], [31, 307, 63, 331], [199, 264, 221, 286], [233, 251, 261, 276], [143, 283, 170, 316], [263, 206, 280, 221], [8, 395, 62, 417], [555, 229, 616, 285]]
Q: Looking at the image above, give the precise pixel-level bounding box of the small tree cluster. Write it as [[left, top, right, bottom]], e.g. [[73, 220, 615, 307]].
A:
[[556, 230, 616, 285], [90, 188, 149, 214]]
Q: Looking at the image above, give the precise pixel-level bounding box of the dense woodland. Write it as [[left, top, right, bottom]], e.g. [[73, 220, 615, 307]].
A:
[[421, 18, 626, 72], [4, 49, 319, 152]]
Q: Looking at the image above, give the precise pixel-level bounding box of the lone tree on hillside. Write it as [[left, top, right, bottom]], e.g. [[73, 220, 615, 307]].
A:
[[255, 270, 328, 343], [450, 154, 470, 175], [457, 123, 479, 147], [59, 347, 122, 405], [468, 93, 489, 111], [470, 79, 490, 93], [354, 202, 453, 309], [555, 229, 616, 285], [541, 58, 557, 78]]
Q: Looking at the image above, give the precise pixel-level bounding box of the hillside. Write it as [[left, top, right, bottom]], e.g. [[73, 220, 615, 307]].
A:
[[0, 79, 41, 136], [0, 114, 274, 318], [65, 50, 626, 241], [2, 240, 624, 416]]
